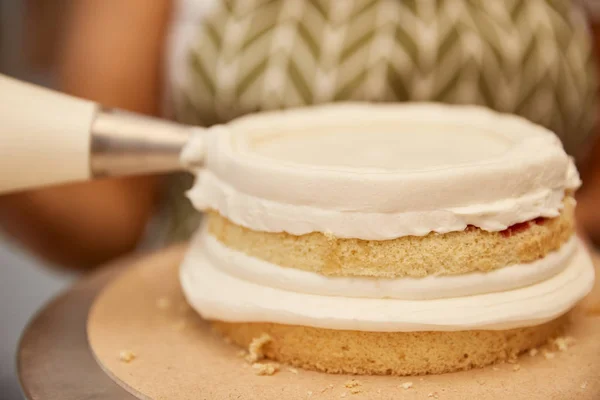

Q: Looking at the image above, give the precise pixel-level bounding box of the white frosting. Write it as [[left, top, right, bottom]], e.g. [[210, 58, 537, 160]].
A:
[[180, 127, 207, 168], [203, 233, 577, 300], [181, 232, 595, 332], [185, 103, 580, 239]]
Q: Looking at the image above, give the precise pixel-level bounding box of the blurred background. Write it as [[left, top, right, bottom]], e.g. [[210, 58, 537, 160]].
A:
[[0, 2, 74, 399]]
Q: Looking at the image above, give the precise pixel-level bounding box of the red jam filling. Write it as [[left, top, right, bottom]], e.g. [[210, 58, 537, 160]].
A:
[[499, 217, 547, 238], [464, 217, 548, 237]]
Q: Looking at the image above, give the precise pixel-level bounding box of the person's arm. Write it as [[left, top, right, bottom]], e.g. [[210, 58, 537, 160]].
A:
[[577, 138, 600, 244], [0, 0, 172, 269], [576, 14, 600, 246]]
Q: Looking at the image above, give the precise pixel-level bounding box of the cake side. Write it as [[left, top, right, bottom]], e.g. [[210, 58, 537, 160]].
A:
[[211, 315, 568, 376], [207, 197, 575, 278]]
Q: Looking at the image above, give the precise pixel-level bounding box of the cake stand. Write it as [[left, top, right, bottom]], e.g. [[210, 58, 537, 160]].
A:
[[18, 245, 600, 400]]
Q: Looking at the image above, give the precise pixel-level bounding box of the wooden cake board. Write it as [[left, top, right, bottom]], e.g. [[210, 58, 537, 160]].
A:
[[19, 245, 600, 400]]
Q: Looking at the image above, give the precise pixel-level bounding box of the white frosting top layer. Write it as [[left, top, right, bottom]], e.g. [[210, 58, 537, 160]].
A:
[[203, 233, 577, 300], [181, 232, 595, 332], [185, 103, 580, 239]]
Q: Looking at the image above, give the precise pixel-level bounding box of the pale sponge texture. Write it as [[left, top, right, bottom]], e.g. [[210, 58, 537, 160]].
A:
[[212, 315, 567, 376], [207, 197, 575, 278]]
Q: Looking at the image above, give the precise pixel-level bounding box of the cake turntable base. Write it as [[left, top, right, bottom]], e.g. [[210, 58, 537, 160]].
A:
[[18, 245, 600, 400]]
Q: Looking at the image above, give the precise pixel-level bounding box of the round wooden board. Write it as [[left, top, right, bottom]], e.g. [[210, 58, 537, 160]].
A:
[[85, 245, 600, 400], [17, 252, 144, 400]]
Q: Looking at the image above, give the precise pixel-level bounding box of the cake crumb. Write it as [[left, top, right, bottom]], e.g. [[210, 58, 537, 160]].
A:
[[307, 390, 313, 396], [345, 379, 360, 388], [156, 297, 171, 310], [428, 392, 439, 399], [178, 302, 191, 313], [320, 384, 334, 393], [581, 381, 588, 390], [512, 364, 521, 372], [252, 362, 279, 376], [245, 333, 272, 363], [323, 231, 336, 240], [119, 350, 136, 363], [586, 304, 600, 316], [507, 353, 518, 364], [492, 367, 500, 371], [529, 348, 538, 357], [400, 382, 413, 390], [553, 336, 576, 352], [349, 388, 361, 394], [320, 384, 333, 393], [236, 350, 247, 358], [288, 367, 298, 374], [543, 351, 556, 360], [377, 389, 382, 394], [173, 320, 187, 331], [340, 393, 347, 398]]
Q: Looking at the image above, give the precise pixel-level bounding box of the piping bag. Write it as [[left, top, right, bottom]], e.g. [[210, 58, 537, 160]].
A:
[[0, 74, 206, 195]]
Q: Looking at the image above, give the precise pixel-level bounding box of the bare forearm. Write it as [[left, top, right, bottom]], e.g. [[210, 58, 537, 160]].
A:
[[0, 0, 171, 268], [575, 19, 600, 245], [0, 176, 163, 269], [576, 132, 600, 245]]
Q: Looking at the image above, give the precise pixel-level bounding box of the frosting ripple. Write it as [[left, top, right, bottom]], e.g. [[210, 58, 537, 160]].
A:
[[185, 103, 580, 239], [181, 231, 594, 332]]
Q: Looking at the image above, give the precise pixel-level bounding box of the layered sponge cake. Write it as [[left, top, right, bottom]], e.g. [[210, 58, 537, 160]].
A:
[[180, 103, 594, 375]]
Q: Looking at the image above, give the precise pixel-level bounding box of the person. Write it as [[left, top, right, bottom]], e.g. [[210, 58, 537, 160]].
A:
[[1, 0, 599, 269]]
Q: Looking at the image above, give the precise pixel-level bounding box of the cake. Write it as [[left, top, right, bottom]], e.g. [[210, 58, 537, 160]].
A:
[[180, 103, 595, 376]]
